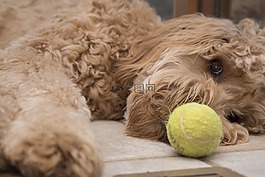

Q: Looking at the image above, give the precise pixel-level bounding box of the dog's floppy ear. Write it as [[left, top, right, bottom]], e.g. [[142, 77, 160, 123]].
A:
[[237, 18, 260, 38], [115, 14, 211, 85], [115, 13, 234, 86]]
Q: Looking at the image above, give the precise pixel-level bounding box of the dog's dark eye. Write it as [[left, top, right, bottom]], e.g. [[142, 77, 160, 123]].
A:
[[209, 59, 223, 76]]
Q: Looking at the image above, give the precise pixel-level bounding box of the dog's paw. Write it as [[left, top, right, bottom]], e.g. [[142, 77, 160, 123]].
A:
[[2, 125, 102, 177]]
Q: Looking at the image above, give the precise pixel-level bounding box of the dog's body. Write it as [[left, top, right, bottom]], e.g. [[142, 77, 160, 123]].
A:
[[1, 0, 265, 176]]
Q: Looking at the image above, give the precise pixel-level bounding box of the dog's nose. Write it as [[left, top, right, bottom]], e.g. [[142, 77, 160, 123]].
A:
[[227, 112, 241, 123]]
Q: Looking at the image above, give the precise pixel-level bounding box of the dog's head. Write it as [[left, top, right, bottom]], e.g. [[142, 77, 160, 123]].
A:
[[119, 14, 265, 144]]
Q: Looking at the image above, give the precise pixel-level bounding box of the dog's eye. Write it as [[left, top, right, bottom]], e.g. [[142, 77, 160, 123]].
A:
[[209, 59, 223, 76]]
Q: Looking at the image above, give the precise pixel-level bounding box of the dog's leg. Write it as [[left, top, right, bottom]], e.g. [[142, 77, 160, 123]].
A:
[[2, 107, 102, 177], [0, 57, 102, 177], [0, 89, 21, 171]]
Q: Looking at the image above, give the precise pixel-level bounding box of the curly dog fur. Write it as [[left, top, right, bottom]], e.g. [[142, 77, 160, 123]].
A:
[[1, 0, 265, 176]]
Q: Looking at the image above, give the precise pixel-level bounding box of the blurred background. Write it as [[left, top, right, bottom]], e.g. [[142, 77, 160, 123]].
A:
[[1, 0, 265, 49], [147, 0, 265, 26]]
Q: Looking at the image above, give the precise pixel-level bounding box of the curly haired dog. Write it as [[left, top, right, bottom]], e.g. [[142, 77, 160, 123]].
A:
[[0, 0, 265, 176]]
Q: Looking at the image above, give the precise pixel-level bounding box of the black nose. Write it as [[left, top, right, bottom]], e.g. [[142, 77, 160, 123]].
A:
[[227, 112, 241, 123]]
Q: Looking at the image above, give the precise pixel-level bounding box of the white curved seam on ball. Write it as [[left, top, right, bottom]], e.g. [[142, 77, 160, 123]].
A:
[[180, 105, 218, 143]]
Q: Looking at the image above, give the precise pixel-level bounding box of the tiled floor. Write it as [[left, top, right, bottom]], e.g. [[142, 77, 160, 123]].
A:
[[91, 120, 265, 177]]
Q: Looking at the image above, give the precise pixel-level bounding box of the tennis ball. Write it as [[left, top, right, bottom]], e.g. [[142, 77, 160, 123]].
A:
[[166, 102, 222, 158]]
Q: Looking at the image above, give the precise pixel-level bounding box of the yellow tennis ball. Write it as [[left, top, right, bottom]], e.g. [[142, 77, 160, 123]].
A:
[[166, 102, 222, 158]]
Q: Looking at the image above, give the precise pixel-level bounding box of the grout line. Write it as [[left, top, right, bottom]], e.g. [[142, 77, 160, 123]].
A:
[[103, 154, 208, 164], [200, 158, 221, 167]]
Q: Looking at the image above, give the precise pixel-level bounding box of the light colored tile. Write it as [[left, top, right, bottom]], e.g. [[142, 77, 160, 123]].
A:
[[203, 150, 265, 177], [91, 120, 176, 162], [91, 120, 265, 177], [103, 157, 211, 177]]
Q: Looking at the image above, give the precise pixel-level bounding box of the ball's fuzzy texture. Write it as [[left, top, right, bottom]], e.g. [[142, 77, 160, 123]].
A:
[[166, 102, 222, 158]]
